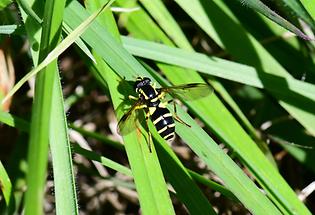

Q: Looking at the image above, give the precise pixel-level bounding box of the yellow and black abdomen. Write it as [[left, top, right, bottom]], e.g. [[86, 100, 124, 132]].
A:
[[150, 107, 175, 142]]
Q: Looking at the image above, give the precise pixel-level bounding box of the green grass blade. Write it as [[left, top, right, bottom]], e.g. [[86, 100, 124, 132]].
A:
[[122, 37, 315, 137], [63, 2, 284, 214], [82, 1, 175, 214], [277, 0, 315, 29], [121, 0, 272, 165], [50, 71, 79, 214], [72, 144, 132, 177], [139, 0, 191, 49], [153, 132, 216, 215], [300, 0, 315, 21], [0, 110, 29, 132], [0, 161, 12, 206], [1, 0, 115, 104], [16, 0, 42, 23], [62, 22, 96, 63], [173, 107, 282, 214], [0, 110, 236, 203], [233, 0, 311, 40], [0, 25, 18, 34], [0, 0, 12, 10], [121, 37, 315, 101], [21, 0, 66, 214], [173, 0, 315, 142]]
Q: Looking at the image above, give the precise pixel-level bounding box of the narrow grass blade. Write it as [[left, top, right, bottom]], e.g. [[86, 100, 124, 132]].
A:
[[49, 71, 79, 214], [0, 0, 12, 10], [0, 110, 236, 203], [0, 25, 18, 34], [139, 0, 191, 49], [0, 110, 29, 132], [0, 161, 12, 206], [277, 0, 315, 30], [122, 37, 315, 138], [1, 0, 115, 104], [16, 0, 42, 23], [234, 0, 312, 40], [300, 0, 315, 22], [122, 37, 315, 101], [152, 131, 216, 215], [173, 107, 282, 214], [21, 0, 66, 214], [122, 0, 274, 165], [64, 2, 284, 214], [63, 22, 96, 63], [73, 144, 132, 177], [82, 1, 175, 214]]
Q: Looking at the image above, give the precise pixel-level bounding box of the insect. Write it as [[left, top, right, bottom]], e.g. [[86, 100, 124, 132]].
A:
[[117, 76, 213, 152]]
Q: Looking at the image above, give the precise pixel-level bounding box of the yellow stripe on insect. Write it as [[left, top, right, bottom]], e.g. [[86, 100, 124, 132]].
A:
[[163, 113, 172, 118], [168, 123, 175, 127], [153, 116, 163, 125], [149, 107, 156, 115], [158, 126, 168, 134], [164, 133, 174, 140], [139, 89, 149, 100]]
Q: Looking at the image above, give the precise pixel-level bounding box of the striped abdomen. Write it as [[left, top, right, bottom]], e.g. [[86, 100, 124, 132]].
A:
[[150, 107, 175, 142]]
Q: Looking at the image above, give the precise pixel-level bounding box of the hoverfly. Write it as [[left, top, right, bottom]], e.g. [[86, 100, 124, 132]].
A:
[[117, 77, 213, 152]]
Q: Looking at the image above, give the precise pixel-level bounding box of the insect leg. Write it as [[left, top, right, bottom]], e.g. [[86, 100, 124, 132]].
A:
[[145, 112, 152, 153], [172, 101, 191, 127], [128, 95, 139, 100]]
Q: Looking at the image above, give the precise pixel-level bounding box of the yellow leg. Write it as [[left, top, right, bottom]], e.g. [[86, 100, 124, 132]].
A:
[[129, 95, 139, 100]]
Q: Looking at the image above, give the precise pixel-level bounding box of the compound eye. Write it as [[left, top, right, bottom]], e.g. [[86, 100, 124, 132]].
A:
[[134, 81, 141, 90], [143, 77, 151, 84]]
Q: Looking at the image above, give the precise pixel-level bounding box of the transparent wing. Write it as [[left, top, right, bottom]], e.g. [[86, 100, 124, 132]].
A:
[[159, 83, 214, 101], [117, 100, 144, 135]]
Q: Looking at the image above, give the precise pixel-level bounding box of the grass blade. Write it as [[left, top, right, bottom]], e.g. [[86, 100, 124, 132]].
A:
[[50, 71, 79, 214], [0, 161, 12, 206], [277, 0, 315, 30], [2, 0, 115, 104], [122, 37, 315, 137], [0, 25, 18, 34], [82, 1, 175, 214], [234, 0, 312, 40], [63, 2, 284, 214], [20, 0, 66, 214]]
